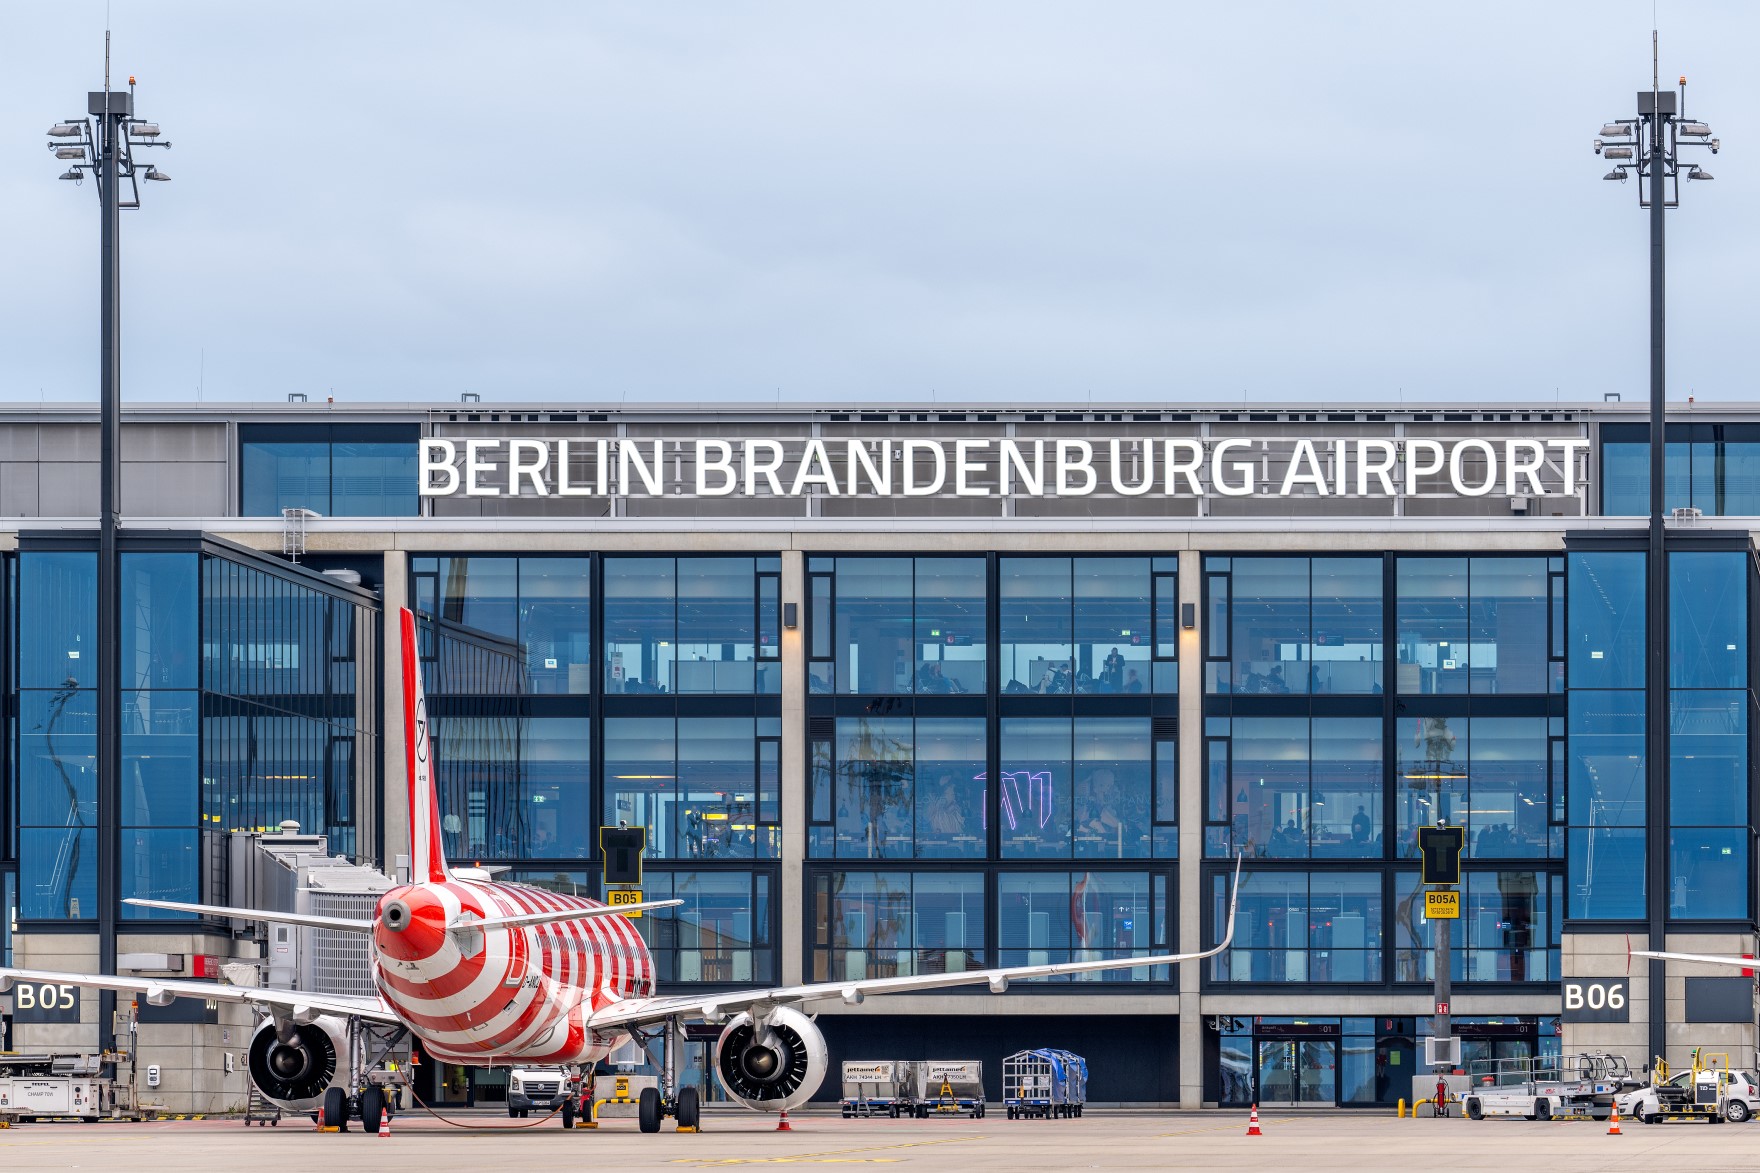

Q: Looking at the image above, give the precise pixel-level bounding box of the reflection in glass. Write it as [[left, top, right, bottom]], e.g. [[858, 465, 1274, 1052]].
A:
[[1074, 718, 1151, 858], [834, 717, 913, 859], [637, 871, 775, 984], [813, 871, 985, 980], [999, 718, 1072, 858], [1670, 553, 1747, 689], [997, 871, 1164, 980], [1568, 553, 1645, 688], [914, 719, 986, 859], [1211, 870, 1382, 983], [1310, 719, 1382, 859]]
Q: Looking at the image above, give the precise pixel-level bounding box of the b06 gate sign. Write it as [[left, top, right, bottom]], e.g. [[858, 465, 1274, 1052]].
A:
[[1562, 979, 1630, 1023], [11, 980, 80, 1023]]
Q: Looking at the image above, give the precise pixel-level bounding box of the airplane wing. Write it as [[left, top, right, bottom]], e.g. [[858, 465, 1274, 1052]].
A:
[[1630, 947, 1758, 971], [588, 856, 1243, 1032], [0, 966, 398, 1024]]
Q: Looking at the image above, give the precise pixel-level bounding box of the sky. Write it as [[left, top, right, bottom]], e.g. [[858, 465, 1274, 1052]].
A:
[[0, 2, 1754, 407]]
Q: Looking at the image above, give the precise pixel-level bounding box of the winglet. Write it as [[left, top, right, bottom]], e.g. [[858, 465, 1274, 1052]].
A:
[[1625, 934, 1631, 976], [1218, 853, 1243, 951], [401, 607, 450, 883]]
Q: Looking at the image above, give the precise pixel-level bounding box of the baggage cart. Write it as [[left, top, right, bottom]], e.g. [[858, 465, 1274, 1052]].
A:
[[1003, 1049, 1087, 1119], [905, 1060, 986, 1118], [840, 1061, 909, 1118], [1459, 1053, 1642, 1121]]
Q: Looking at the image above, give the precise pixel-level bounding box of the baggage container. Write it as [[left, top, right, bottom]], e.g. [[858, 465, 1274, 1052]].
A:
[[905, 1060, 986, 1118], [1002, 1049, 1087, 1119], [840, 1061, 908, 1118]]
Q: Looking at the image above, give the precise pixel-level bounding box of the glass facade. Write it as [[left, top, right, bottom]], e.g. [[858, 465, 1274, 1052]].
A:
[[16, 543, 376, 922], [1601, 422, 1760, 516], [605, 557, 780, 695], [1566, 551, 1646, 919], [1667, 551, 1751, 921], [240, 423, 420, 517], [1205, 557, 1382, 695]]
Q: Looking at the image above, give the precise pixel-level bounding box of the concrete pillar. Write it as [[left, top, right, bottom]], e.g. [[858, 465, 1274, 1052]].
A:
[[382, 550, 410, 880], [1177, 549, 1205, 1108], [780, 550, 806, 985]]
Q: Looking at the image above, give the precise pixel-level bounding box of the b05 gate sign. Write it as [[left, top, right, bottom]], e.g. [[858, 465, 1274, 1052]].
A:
[[10, 981, 81, 1023], [1562, 979, 1629, 1023]]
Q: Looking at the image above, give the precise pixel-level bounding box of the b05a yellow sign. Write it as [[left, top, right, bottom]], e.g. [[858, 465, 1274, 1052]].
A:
[[607, 888, 645, 917], [1425, 889, 1460, 919]]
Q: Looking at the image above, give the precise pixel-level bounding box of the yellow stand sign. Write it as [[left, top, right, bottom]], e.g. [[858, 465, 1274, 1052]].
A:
[[1425, 889, 1460, 919]]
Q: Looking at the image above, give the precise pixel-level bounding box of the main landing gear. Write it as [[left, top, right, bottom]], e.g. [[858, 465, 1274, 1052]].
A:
[[637, 1085, 701, 1133]]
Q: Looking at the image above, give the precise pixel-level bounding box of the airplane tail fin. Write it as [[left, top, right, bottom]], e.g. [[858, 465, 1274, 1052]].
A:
[[400, 607, 450, 883]]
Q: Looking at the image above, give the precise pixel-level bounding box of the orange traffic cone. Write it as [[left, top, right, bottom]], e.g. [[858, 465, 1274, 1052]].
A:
[[379, 1112, 391, 1138], [1607, 1104, 1622, 1135], [776, 1109, 793, 1132], [1246, 1104, 1262, 1136], [314, 1107, 324, 1132]]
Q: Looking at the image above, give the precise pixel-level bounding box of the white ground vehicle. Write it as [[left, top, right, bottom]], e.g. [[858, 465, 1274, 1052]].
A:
[[1461, 1053, 1642, 1121], [1615, 1060, 1760, 1124], [506, 1068, 573, 1118]]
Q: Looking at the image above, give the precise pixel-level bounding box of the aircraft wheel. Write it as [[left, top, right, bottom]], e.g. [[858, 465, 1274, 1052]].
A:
[[639, 1087, 662, 1134], [562, 1097, 576, 1129], [360, 1086, 385, 1135], [323, 1086, 349, 1133], [677, 1086, 700, 1131]]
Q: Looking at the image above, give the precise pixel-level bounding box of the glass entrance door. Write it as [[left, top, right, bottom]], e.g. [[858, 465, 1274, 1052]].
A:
[[1257, 1040, 1337, 1106]]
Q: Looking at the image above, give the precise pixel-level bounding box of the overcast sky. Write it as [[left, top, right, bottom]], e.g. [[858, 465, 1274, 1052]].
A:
[[0, 2, 1753, 406]]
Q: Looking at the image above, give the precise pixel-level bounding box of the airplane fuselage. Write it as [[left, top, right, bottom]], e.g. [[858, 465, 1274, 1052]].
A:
[[371, 880, 655, 1066]]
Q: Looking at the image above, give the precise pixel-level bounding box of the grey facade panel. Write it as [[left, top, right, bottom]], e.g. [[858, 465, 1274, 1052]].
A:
[[37, 461, 99, 514], [122, 461, 229, 516], [123, 422, 228, 461], [0, 426, 42, 462], [0, 462, 40, 517], [36, 422, 99, 461], [1684, 976, 1754, 1023]]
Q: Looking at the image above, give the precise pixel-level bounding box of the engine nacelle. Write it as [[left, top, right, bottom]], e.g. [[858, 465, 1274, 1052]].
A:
[[247, 1015, 347, 1114], [713, 1006, 828, 1112]]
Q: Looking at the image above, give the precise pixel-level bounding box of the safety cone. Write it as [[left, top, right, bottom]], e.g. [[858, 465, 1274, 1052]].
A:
[[776, 1109, 793, 1132], [1246, 1104, 1262, 1136], [1607, 1104, 1622, 1135], [314, 1107, 325, 1132], [379, 1112, 391, 1139]]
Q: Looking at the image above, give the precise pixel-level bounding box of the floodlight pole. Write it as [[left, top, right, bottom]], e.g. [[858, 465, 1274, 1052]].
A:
[[1597, 42, 1716, 1068], [51, 65, 169, 1067]]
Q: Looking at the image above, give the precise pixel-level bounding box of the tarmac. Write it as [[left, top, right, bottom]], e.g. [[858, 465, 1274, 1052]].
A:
[[3, 1106, 1759, 1172]]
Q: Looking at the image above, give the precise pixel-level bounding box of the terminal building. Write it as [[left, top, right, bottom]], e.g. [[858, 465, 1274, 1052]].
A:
[[0, 399, 1756, 1111]]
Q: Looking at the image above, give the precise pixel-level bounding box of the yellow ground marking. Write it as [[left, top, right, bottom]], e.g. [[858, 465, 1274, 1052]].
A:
[[672, 1134, 986, 1166]]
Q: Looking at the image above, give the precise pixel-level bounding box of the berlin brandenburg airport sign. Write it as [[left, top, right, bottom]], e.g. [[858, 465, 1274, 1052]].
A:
[[419, 436, 1591, 501]]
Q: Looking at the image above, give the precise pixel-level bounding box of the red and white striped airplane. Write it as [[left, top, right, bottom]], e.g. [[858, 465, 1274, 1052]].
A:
[[0, 608, 1240, 1133]]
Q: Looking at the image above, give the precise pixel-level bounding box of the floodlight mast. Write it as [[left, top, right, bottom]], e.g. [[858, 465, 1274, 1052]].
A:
[[44, 65, 170, 1069], [1592, 33, 1719, 1067]]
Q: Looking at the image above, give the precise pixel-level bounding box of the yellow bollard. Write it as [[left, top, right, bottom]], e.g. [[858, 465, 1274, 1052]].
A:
[[1397, 1098, 1406, 1119]]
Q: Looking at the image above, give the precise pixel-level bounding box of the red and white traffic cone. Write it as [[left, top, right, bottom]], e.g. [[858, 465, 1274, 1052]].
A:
[[379, 1112, 391, 1138], [1606, 1104, 1622, 1135], [776, 1109, 793, 1132], [1246, 1104, 1262, 1136], [314, 1107, 325, 1132]]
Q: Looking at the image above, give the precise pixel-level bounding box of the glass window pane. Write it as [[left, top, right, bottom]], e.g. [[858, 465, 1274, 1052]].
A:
[[604, 718, 677, 856], [1396, 558, 1468, 694], [1232, 717, 1309, 859], [1568, 828, 1645, 919], [122, 554, 198, 690], [1074, 717, 1150, 858], [20, 552, 95, 689], [1468, 718, 1549, 859], [241, 440, 329, 516], [1000, 558, 1073, 694], [676, 558, 760, 694], [1074, 558, 1150, 695], [605, 557, 676, 694], [519, 557, 591, 695], [122, 690, 198, 828], [999, 717, 1072, 858], [1568, 553, 1646, 689], [1310, 718, 1381, 859], [1308, 872, 1381, 982], [835, 717, 913, 859], [20, 827, 95, 920], [120, 829, 198, 917], [834, 559, 913, 694], [1227, 559, 1309, 695], [1670, 691, 1747, 826], [1670, 829, 1749, 921], [1311, 558, 1383, 694], [914, 719, 986, 859], [1568, 692, 1646, 827], [328, 441, 418, 516], [678, 718, 759, 860], [1397, 716, 1467, 856], [1671, 552, 1746, 689], [1469, 558, 1549, 694], [914, 559, 986, 696]]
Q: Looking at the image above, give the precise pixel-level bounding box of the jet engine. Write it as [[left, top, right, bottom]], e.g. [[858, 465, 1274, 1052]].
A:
[[247, 1015, 347, 1113], [713, 1006, 827, 1112]]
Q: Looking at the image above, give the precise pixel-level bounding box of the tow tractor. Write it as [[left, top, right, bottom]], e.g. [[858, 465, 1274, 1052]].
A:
[[1461, 1053, 1643, 1121], [1614, 1053, 1758, 1124]]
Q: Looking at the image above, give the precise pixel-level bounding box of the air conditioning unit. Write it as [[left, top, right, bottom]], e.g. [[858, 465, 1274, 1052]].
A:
[[1508, 494, 1530, 515]]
